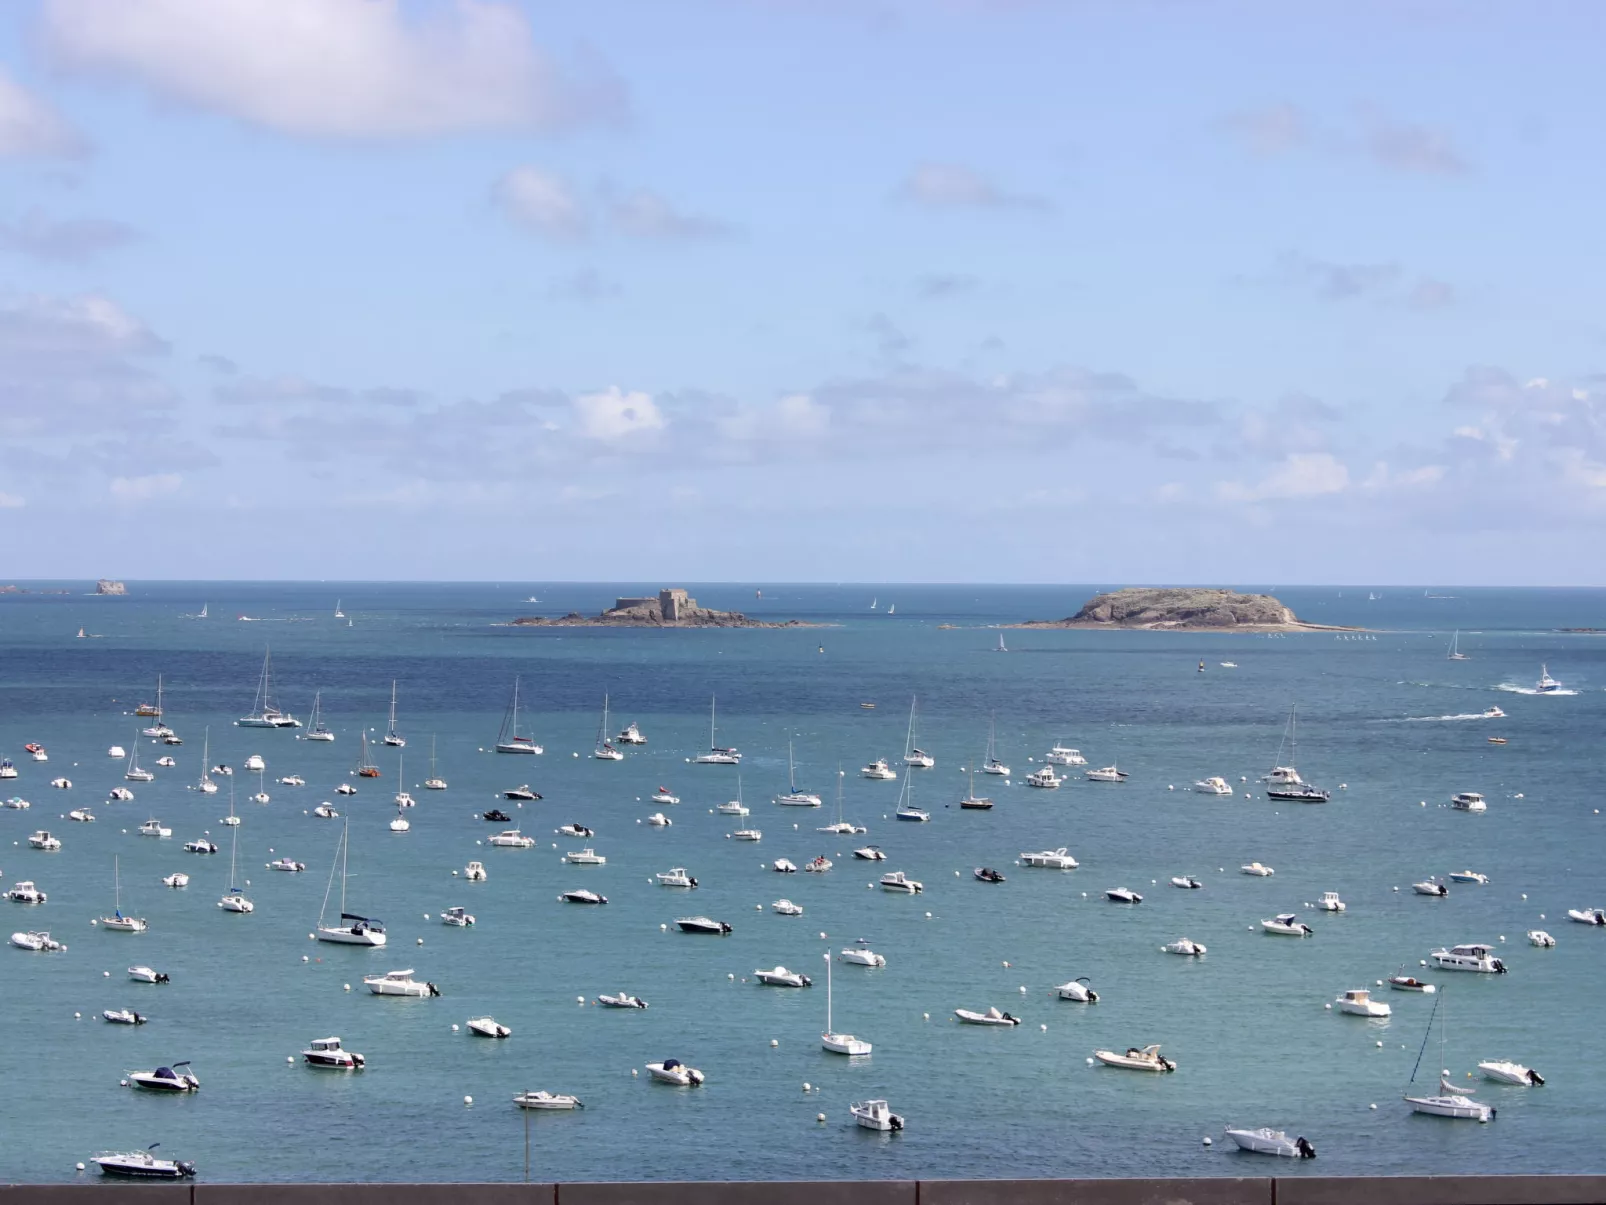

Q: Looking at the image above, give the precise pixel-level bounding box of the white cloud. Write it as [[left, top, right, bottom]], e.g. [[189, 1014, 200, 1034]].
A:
[[44, 0, 626, 140], [572, 387, 665, 440], [610, 190, 730, 240], [1217, 452, 1350, 502], [899, 162, 1050, 211], [0, 490, 24, 508], [109, 472, 181, 502], [0, 66, 84, 157], [495, 167, 587, 240]]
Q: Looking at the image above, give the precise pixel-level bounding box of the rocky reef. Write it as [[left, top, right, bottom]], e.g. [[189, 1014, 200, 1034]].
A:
[[512, 588, 817, 629]]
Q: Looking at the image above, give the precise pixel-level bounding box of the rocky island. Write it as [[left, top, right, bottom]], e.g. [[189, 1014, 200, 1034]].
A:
[[1012, 587, 1360, 632], [511, 588, 819, 629], [94, 579, 127, 596]]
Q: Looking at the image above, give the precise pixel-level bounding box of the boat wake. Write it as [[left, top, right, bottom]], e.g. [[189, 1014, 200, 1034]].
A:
[[1495, 683, 1579, 696], [1389, 712, 1505, 723]]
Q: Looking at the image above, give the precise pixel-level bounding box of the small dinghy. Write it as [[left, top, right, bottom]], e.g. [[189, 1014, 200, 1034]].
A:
[[556, 823, 593, 838], [126, 1062, 199, 1091], [1478, 1060, 1544, 1086], [755, 965, 812, 987], [1388, 975, 1436, 993], [1094, 1044, 1175, 1072], [1105, 887, 1143, 903], [161, 873, 189, 889], [954, 1006, 1019, 1026], [1170, 875, 1203, 889], [973, 867, 1006, 883], [1566, 908, 1606, 926], [514, 1090, 583, 1109], [597, 993, 648, 1009], [1262, 914, 1314, 937], [1224, 1128, 1315, 1158], [1163, 938, 1206, 956], [127, 966, 168, 984], [103, 1009, 148, 1025], [561, 889, 607, 905], [646, 1058, 704, 1086], [851, 1099, 904, 1131], [803, 855, 832, 873], [11, 930, 66, 951], [466, 1016, 511, 1038], [1054, 977, 1099, 1003], [1528, 930, 1556, 947]]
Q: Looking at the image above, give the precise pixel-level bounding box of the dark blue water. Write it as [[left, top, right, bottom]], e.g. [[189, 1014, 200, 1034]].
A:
[[1, 582, 1602, 1183]]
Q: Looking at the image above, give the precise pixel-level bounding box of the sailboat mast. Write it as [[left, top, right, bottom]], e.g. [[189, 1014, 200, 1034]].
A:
[[340, 819, 349, 915], [710, 696, 717, 748], [825, 949, 833, 1033]]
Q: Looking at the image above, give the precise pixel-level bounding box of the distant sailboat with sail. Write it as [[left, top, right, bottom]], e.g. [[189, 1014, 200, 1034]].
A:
[[382, 681, 405, 747], [1447, 631, 1470, 661], [306, 691, 334, 741]]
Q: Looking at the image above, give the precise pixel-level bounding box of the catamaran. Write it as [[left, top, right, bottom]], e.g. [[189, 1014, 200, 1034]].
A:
[[382, 681, 405, 747], [316, 820, 386, 946], [494, 677, 543, 754], [306, 691, 334, 741], [593, 694, 623, 760], [902, 695, 934, 768], [693, 696, 740, 764], [238, 648, 300, 728], [774, 738, 821, 806]]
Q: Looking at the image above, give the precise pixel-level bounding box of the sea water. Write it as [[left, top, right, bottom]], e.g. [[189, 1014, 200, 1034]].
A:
[[0, 582, 1602, 1183]]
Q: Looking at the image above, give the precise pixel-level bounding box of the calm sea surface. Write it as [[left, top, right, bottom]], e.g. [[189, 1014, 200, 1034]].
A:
[[1, 582, 1602, 1183]]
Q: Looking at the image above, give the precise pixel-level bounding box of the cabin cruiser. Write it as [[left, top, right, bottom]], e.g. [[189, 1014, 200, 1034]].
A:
[[302, 1036, 364, 1069], [1263, 914, 1314, 937], [657, 868, 697, 888], [1105, 887, 1143, 903], [28, 830, 61, 850], [1241, 862, 1274, 877], [1262, 765, 1302, 786], [597, 992, 648, 1009], [394, 790, 415, 808], [895, 804, 930, 822], [718, 799, 749, 816], [650, 788, 679, 804], [1170, 875, 1203, 890], [467, 1016, 511, 1038], [1448, 870, 1489, 885], [464, 861, 487, 881], [1413, 878, 1449, 897], [1021, 848, 1079, 870], [503, 786, 541, 801], [10, 930, 66, 951], [853, 845, 888, 861], [1054, 977, 1099, 1003], [880, 871, 922, 893], [1528, 929, 1555, 947], [974, 867, 1006, 883], [1431, 943, 1507, 973], [1193, 777, 1232, 795], [279, 775, 305, 786], [363, 969, 440, 997], [488, 830, 534, 848], [6, 881, 46, 903], [483, 809, 512, 823], [313, 803, 338, 818], [267, 857, 306, 872], [617, 723, 648, 745], [440, 906, 475, 927], [851, 1099, 904, 1131], [676, 916, 732, 934], [162, 872, 189, 889], [128, 965, 168, 983], [108, 787, 134, 802], [561, 889, 607, 904], [1536, 664, 1561, 693], [861, 759, 898, 780], [840, 943, 887, 968], [955, 1006, 1019, 1026], [126, 1062, 199, 1092], [1388, 975, 1435, 992], [1085, 766, 1128, 782], [514, 1090, 584, 1110], [68, 808, 94, 822], [1024, 766, 1062, 790], [1094, 1044, 1176, 1072], [645, 812, 672, 827], [732, 826, 762, 841], [1336, 988, 1390, 1016], [756, 965, 812, 987], [1163, 938, 1206, 956], [772, 898, 804, 915], [1046, 744, 1087, 766], [1224, 1128, 1316, 1159], [1478, 1060, 1544, 1086], [92, 1146, 197, 1179], [646, 1059, 704, 1085], [565, 848, 605, 864], [1567, 908, 1606, 926], [0, 759, 14, 780], [183, 838, 218, 854], [243, 754, 266, 772], [1406, 1074, 1495, 1121], [137, 819, 171, 839], [26, 744, 47, 762], [1451, 792, 1487, 813], [1316, 892, 1346, 911]]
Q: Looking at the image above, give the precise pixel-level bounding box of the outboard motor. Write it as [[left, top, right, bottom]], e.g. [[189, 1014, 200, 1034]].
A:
[[176, 1162, 198, 1179], [1295, 1136, 1316, 1159], [889, 1114, 903, 1131], [1086, 988, 1099, 1003], [1527, 1069, 1544, 1085], [155, 972, 169, 984], [427, 982, 441, 997], [1493, 958, 1507, 974], [1160, 1057, 1177, 1072], [352, 1053, 365, 1068], [689, 878, 698, 889]]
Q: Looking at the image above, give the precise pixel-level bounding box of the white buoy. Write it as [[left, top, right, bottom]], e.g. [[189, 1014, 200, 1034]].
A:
[[770, 1039, 779, 1047], [103, 970, 110, 977], [1324, 1003, 1331, 1010], [817, 1113, 826, 1123], [728, 973, 735, 980], [1369, 1103, 1378, 1110], [76, 1163, 85, 1172], [452, 1024, 459, 1032], [1377, 1041, 1384, 1047], [74, 1012, 81, 1019], [1019, 986, 1026, 993], [416, 937, 423, 945], [287, 1055, 294, 1064], [1202, 1137, 1211, 1146], [424, 913, 430, 920], [1086, 1057, 1095, 1066], [631, 1068, 638, 1076], [661, 923, 668, 931], [802, 1082, 811, 1092], [923, 1012, 929, 1020], [1039, 1023, 1047, 1031], [302, 955, 309, 963], [925, 911, 932, 918], [344, 983, 351, 991], [464, 1095, 473, 1105]]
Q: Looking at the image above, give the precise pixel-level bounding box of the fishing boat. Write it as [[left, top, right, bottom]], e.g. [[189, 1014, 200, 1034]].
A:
[[1085, 765, 1128, 783], [382, 680, 405, 747], [100, 857, 148, 931], [315, 821, 386, 945], [302, 1037, 364, 1069], [28, 829, 61, 849], [1405, 995, 1495, 1121], [218, 818, 254, 913], [850, 1099, 903, 1131], [6, 881, 46, 903], [1336, 988, 1390, 1016], [693, 696, 740, 764], [305, 691, 335, 741], [1536, 664, 1561, 693], [238, 648, 300, 727], [774, 738, 821, 805], [616, 721, 647, 746], [879, 871, 922, 893], [494, 677, 543, 754], [363, 969, 439, 997], [860, 758, 897, 780], [1025, 765, 1062, 789], [657, 868, 697, 888], [440, 906, 474, 927]]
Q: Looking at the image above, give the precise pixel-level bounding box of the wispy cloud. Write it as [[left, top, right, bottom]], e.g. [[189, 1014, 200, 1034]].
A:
[[0, 212, 138, 262], [898, 162, 1051, 211], [1276, 251, 1401, 301], [1221, 102, 1305, 156], [1363, 111, 1469, 175], [915, 272, 979, 299], [0, 66, 85, 157], [609, 190, 732, 241], [494, 167, 588, 241], [1219, 101, 1471, 176]]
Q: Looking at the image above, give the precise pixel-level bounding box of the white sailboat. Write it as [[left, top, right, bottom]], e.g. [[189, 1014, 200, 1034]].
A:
[[124, 735, 154, 782], [1262, 706, 1330, 802], [593, 694, 623, 760], [774, 738, 821, 806], [194, 728, 218, 794], [981, 713, 1009, 776], [693, 695, 741, 764], [1405, 994, 1494, 1121], [424, 735, 447, 790], [99, 856, 148, 932], [315, 819, 386, 945], [306, 690, 334, 741], [238, 648, 300, 728], [902, 695, 934, 768], [382, 681, 405, 747], [821, 951, 872, 1055], [818, 766, 865, 833], [494, 677, 542, 755], [995, 632, 1007, 653], [1447, 630, 1470, 661], [218, 814, 254, 913], [334, 599, 345, 619]]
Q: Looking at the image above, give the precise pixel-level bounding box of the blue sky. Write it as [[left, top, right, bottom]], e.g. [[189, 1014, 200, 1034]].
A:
[[1, 0, 1603, 584]]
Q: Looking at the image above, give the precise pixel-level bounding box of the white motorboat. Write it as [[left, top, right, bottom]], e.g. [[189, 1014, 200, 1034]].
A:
[[1448, 870, 1489, 885], [1482, 706, 1504, 718], [803, 855, 832, 873], [1388, 975, 1435, 993], [27, 744, 47, 762], [3, 796, 29, 809], [861, 758, 897, 780], [773, 898, 804, 915], [1085, 765, 1128, 782], [1528, 929, 1555, 947], [1336, 988, 1390, 1016], [821, 953, 871, 1054], [183, 838, 218, 854], [6, 881, 46, 903], [565, 848, 606, 865], [68, 808, 94, 822], [676, 915, 732, 934], [1241, 862, 1275, 877], [335, 783, 356, 795], [645, 812, 672, 827], [303, 1036, 364, 1069], [10, 930, 66, 951], [879, 871, 922, 893], [651, 787, 679, 805], [1450, 792, 1487, 813], [1536, 664, 1561, 693], [1054, 977, 1099, 1003], [1263, 913, 1314, 937], [597, 993, 648, 1009], [955, 1006, 1019, 1026], [850, 1099, 904, 1131], [489, 830, 535, 848], [305, 692, 335, 742], [1430, 943, 1506, 973], [1046, 743, 1087, 766], [973, 866, 1006, 883], [244, 754, 266, 773], [1316, 892, 1346, 911], [1413, 878, 1449, 897], [1094, 1044, 1176, 1072], [1021, 848, 1078, 870], [692, 696, 740, 763], [268, 857, 306, 872], [155, 757, 176, 768], [756, 965, 812, 987], [108, 745, 126, 760], [1170, 875, 1203, 889], [464, 861, 487, 881], [1194, 776, 1232, 795], [364, 969, 440, 996], [775, 738, 822, 805], [212, 764, 233, 777], [854, 845, 887, 861], [278, 775, 305, 787], [902, 695, 934, 768], [440, 906, 475, 927], [53, 778, 74, 790], [646, 1059, 704, 1085], [731, 827, 762, 841], [1105, 887, 1143, 903], [494, 676, 544, 755], [1224, 1128, 1316, 1158], [100, 856, 148, 931], [108, 787, 134, 801], [1567, 908, 1606, 926], [1162, 938, 1206, 956], [0, 759, 14, 779], [128, 965, 167, 983], [1025, 766, 1062, 789], [162, 872, 189, 889], [560, 889, 607, 904], [388, 811, 411, 833], [1478, 1060, 1544, 1086], [313, 803, 338, 818], [29, 830, 62, 850], [92, 1146, 197, 1179], [617, 722, 648, 746], [127, 1061, 203, 1092], [316, 821, 384, 945], [718, 798, 749, 817], [467, 1015, 510, 1038], [514, 1091, 584, 1109], [656, 868, 697, 888]]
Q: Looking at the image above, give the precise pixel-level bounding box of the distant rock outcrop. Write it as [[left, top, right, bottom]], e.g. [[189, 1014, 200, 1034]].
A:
[[1015, 587, 1357, 632], [512, 587, 817, 629], [94, 579, 127, 596]]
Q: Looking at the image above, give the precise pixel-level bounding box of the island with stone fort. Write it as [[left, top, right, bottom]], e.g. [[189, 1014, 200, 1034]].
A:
[[1010, 586, 1361, 632], [511, 588, 819, 629]]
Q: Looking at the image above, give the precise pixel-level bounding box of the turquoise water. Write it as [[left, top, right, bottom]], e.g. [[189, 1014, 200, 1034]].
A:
[[1, 582, 1603, 1183]]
